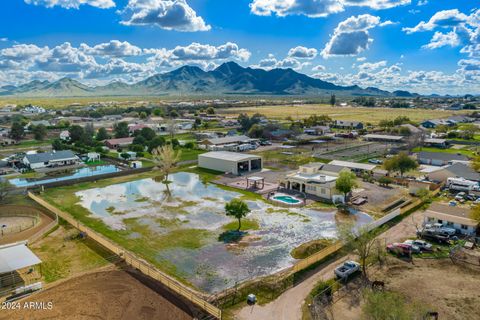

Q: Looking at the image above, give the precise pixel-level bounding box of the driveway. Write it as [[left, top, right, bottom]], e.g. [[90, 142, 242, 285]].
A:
[[235, 209, 423, 320]]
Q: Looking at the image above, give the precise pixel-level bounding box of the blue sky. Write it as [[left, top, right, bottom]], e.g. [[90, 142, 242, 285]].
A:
[[0, 0, 479, 94]]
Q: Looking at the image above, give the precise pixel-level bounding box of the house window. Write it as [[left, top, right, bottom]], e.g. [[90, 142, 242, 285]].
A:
[[320, 188, 326, 194], [446, 222, 454, 227], [461, 225, 468, 230], [427, 217, 435, 222], [437, 220, 443, 224]]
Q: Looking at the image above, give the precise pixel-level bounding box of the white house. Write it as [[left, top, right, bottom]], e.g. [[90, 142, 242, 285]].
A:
[[23, 150, 80, 170], [59, 130, 70, 141], [424, 203, 477, 236], [282, 163, 345, 202]]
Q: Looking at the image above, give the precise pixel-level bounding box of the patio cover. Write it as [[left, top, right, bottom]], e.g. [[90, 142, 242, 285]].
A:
[[0, 242, 41, 273]]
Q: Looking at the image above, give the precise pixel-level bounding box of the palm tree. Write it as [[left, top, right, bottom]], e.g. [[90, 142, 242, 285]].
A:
[[152, 145, 181, 197]]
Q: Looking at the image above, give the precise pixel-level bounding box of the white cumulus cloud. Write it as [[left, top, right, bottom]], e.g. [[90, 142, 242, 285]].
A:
[[24, 0, 115, 9], [80, 40, 142, 57], [321, 14, 386, 57], [120, 0, 210, 32], [288, 46, 318, 59]]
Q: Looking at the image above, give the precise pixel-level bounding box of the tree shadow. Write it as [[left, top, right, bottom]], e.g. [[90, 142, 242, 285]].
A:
[[218, 230, 247, 243]]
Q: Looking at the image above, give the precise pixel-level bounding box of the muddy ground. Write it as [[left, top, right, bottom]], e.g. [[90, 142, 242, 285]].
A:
[[0, 270, 195, 320], [330, 258, 480, 320]]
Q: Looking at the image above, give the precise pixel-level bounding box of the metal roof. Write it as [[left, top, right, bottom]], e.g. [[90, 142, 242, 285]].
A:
[[364, 134, 404, 141], [199, 151, 261, 162], [204, 135, 250, 145], [24, 150, 78, 164], [329, 160, 376, 171], [0, 242, 42, 273], [417, 151, 469, 161]]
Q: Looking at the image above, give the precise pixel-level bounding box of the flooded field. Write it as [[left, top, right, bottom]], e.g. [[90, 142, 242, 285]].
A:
[[75, 172, 372, 293], [10, 165, 121, 187]]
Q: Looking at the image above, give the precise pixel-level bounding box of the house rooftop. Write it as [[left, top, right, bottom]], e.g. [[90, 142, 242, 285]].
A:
[[203, 135, 250, 145], [426, 203, 472, 220], [105, 137, 134, 144], [0, 242, 42, 273], [329, 160, 376, 171], [199, 151, 261, 162], [443, 163, 480, 181], [417, 151, 469, 161], [364, 134, 404, 141], [25, 150, 77, 164]]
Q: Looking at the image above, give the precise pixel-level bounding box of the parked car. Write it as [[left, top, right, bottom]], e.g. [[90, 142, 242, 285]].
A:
[[387, 243, 413, 256], [334, 261, 360, 279], [465, 194, 477, 201], [259, 140, 272, 146], [417, 229, 450, 244], [368, 159, 383, 164], [404, 239, 432, 252], [429, 223, 456, 236]]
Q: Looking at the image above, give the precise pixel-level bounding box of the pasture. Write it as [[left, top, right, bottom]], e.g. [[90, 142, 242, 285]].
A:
[[217, 104, 467, 124]]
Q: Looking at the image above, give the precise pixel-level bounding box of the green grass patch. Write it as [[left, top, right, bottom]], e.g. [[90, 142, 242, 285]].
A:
[[222, 219, 259, 231], [290, 239, 334, 259]]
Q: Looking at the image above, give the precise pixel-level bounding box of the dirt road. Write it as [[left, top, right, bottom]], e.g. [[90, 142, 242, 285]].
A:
[[236, 210, 423, 320]]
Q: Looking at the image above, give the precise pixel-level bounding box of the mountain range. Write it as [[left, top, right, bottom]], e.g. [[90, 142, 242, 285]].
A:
[[0, 62, 418, 98]]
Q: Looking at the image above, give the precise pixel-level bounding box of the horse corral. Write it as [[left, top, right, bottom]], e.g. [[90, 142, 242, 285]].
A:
[[0, 205, 55, 245]]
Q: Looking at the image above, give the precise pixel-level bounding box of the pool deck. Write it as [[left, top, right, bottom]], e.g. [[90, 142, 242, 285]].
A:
[[214, 170, 283, 195]]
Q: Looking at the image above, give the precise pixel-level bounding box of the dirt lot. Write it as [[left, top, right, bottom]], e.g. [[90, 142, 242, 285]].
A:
[[0, 270, 194, 320], [352, 181, 409, 215], [331, 258, 480, 320]]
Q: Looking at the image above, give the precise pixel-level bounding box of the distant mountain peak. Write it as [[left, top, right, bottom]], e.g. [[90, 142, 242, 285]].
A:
[[0, 61, 415, 97]]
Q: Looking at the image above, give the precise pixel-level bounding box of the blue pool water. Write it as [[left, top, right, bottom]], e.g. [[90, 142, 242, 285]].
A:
[[10, 165, 121, 187], [273, 195, 302, 204]]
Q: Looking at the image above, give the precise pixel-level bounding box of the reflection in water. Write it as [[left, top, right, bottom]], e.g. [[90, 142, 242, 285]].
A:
[[76, 172, 373, 293], [10, 165, 120, 187]]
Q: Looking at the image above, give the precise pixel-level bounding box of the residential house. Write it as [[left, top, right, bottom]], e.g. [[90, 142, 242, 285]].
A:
[[23, 150, 80, 170], [199, 135, 251, 151], [304, 125, 331, 136], [363, 134, 404, 143], [423, 138, 448, 148], [424, 203, 477, 236], [25, 120, 50, 130], [421, 119, 455, 129], [59, 130, 70, 141], [282, 163, 345, 202], [417, 151, 469, 166], [105, 137, 134, 149], [334, 120, 364, 130], [427, 163, 480, 184]]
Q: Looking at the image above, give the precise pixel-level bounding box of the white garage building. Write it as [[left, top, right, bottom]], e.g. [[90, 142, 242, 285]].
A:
[[198, 151, 262, 175]]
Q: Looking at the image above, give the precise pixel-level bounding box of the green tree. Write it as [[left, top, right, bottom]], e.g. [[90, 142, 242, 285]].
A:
[[335, 169, 358, 201], [330, 94, 336, 107], [153, 108, 164, 116], [68, 125, 85, 143], [51, 139, 66, 151], [377, 176, 393, 187], [385, 152, 418, 177], [139, 111, 148, 119], [225, 199, 251, 231], [114, 121, 129, 138], [206, 107, 215, 114], [10, 122, 25, 140], [470, 204, 480, 225], [148, 136, 166, 152], [473, 155, 480, 172], [32, 124, 47, 141], [247, 124, 265, 138], [96, 127, 109, 141], [139, 127, 156, 140]]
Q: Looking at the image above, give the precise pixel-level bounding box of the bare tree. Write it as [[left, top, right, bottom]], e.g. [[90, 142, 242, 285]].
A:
[[152, 145, 181, 197], [338, 224, 378, 279]]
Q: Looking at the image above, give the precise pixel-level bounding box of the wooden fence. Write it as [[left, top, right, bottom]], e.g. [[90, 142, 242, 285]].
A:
[[290, 188, 438, 274], [27, 192, 222, 319]]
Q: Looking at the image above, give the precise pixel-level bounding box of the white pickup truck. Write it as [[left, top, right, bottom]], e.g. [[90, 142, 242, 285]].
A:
[[334, 261, 360, 279]]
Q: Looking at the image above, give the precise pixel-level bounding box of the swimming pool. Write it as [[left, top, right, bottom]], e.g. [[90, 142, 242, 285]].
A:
[[272, 194, 302, 204], [10, 165, 121, 187]]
